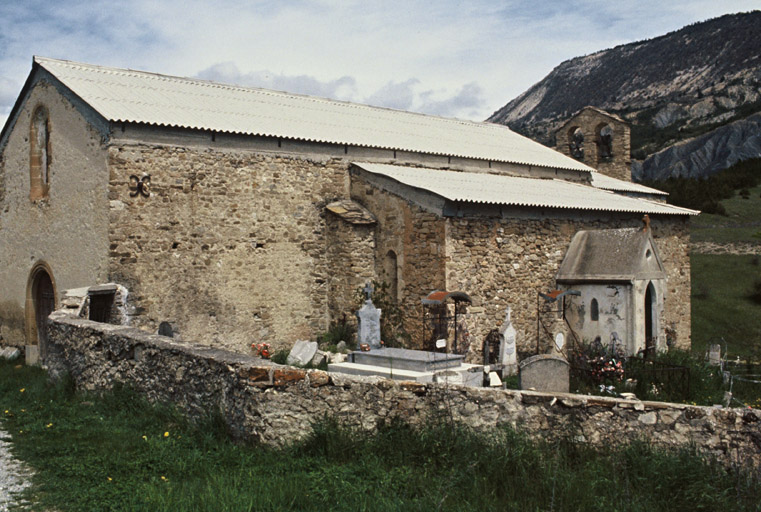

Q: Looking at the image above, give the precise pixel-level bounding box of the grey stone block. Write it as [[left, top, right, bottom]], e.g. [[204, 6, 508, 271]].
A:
[[519, 354, 569, 393], [287, 340, 318, 366]]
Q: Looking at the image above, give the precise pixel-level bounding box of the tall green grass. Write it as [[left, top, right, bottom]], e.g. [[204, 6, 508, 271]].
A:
[[691, 253, 761, 359], [1, 359, 759, 511]]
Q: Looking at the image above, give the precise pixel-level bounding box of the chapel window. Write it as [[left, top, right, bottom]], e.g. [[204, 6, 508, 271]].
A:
[[568, 127, 584, 160], [590, 298, 599, 321], [30, 106, 51, 201], [596, 124, 613, 161]]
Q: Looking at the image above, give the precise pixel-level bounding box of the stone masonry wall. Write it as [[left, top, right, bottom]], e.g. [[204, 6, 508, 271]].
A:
[[445, 215, 691, 357], [350, 179, 448, 347], [107, 144, 349, 352], [325, 213, 376, 330], [45, 312, 761, 469]]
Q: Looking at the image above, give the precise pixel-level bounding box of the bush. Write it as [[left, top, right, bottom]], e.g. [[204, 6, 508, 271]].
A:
[[319, 314, 354, 350]]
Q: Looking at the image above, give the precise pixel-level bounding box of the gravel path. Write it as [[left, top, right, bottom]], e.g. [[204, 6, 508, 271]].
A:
[[0, 428, 32, 511]]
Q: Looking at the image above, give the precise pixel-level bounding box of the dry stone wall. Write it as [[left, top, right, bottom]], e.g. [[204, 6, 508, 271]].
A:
[[445, 215, 691, 357], [107, 144, 349, 352], [45, 312, 761, 469]]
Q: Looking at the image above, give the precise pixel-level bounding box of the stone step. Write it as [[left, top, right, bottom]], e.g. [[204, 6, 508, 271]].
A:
[[349, 347, 465, 372]]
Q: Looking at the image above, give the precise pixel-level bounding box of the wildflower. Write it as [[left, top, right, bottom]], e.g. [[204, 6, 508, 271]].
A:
[[164, 431, 169, 438], [3, 410, 8, 414], [142, 435, 147, 441], [161, 476, 168, 482], [19, 388, 25, 393], [46, 423, 53, 428], [107, 477, 113, 482]]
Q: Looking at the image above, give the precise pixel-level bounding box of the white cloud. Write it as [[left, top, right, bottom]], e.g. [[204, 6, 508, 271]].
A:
[[0, 0, 758, 127]]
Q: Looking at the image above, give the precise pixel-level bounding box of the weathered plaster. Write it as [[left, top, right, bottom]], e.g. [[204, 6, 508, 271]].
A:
[[0, 80, 109, 346]]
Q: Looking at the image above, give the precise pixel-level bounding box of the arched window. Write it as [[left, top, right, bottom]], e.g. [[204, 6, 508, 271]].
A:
[[30, 106, 51, 201], [568, 127, 584, 160], [590, 298, 599, 321], [596, 123, 613, 161], [384, 250, 398, 302]]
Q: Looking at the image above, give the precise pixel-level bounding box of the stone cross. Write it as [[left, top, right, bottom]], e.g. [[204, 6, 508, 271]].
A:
[[363, 282, 374, 302]]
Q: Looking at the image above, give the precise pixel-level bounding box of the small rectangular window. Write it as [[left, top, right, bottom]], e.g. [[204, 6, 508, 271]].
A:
[[88, 284, 117, 323]]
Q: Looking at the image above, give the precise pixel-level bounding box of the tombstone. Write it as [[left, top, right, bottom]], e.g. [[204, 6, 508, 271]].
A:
[[498, 307, 517, 376], [287, 340, 318, 366], [708, 344, 721, 366], [519, 354, 570, 393], [356, 283, 382, 350]]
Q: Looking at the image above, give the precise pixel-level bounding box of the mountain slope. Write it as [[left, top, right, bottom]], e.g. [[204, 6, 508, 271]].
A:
[[488, 11, 761, 175]]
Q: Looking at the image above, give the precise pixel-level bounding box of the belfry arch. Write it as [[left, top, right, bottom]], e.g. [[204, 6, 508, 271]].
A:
[[25, 261, 57, 361]]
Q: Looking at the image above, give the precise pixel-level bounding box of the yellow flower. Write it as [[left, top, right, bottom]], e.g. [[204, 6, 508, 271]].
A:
[[46, 423, 53, 428], [107, 477, 113, 482], [163, 431, 169, 438], [142, 435, 147, 441], [19, 388, 25, 393], [4, 410, 8, 414], [161, 476, 168, 482]]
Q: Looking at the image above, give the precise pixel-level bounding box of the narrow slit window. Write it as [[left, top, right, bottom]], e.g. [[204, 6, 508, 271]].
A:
[[30, 106, 51, 201], [590, 298, 599, 321]]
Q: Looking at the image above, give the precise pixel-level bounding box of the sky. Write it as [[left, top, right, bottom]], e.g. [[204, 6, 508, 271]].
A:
[[0, 0, 758, 128]]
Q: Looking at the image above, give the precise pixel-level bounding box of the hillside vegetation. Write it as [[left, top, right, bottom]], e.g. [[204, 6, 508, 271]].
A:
[[489, 11, 761, 180]]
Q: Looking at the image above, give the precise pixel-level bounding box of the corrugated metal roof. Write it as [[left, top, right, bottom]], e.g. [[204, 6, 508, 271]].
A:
[[34, 56, 593, 172], [590, 172, 668, 196], [353, 162, 698, 216]]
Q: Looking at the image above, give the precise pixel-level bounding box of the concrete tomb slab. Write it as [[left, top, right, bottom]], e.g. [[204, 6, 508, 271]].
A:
[[350, 347, 465, 372]]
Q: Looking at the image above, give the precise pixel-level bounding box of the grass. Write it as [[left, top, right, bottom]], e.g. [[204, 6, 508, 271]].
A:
[[1, 359, 760, 511], [691, 253, 761, 360], [691, 182, 761, 245]]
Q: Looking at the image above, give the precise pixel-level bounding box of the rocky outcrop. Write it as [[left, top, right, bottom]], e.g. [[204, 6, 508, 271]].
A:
[[633, 112, 761, 180]]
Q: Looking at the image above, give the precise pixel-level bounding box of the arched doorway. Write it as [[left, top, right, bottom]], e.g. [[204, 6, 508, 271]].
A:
[[26, 263, 56, 360], [644, 282, 656, 357]]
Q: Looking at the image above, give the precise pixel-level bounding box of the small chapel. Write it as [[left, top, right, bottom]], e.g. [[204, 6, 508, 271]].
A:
[[0, 57, 696, 365]]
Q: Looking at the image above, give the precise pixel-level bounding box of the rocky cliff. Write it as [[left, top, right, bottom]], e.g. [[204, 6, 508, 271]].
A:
[[633, 112, 761, 181], [488, 11, 761, 179]]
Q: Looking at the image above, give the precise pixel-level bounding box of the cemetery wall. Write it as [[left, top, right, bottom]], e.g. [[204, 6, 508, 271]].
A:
[[45, 312, 760, 469], [106, 144, 350, 353], [445, 215, 691, 356]]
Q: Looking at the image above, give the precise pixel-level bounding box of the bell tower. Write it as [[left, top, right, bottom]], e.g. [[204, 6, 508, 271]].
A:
[[555, 106, 631, 182]]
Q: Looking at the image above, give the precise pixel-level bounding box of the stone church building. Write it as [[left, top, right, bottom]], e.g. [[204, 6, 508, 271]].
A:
[[0, 57, 696, 363]]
